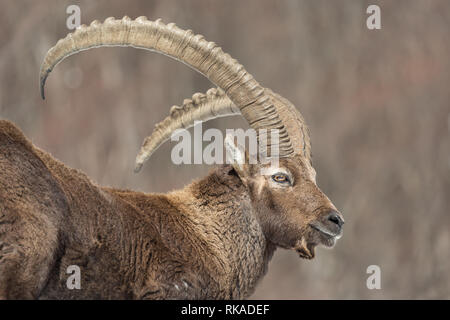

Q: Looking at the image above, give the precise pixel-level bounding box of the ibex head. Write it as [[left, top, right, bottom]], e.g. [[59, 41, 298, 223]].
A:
[[219, 92, 343, 259], [40, 16, 344, 259], [227, 144, 343, 259]]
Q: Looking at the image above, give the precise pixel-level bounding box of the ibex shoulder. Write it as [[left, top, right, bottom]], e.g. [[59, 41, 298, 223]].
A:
[[0, 119, 34, 149]]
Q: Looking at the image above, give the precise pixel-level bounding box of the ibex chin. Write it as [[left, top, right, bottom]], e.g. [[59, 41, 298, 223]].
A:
[[0, 17, 344, 299]]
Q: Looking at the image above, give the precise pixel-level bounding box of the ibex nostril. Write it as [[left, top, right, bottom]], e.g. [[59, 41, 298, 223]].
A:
[[327, 211, 344, 228]]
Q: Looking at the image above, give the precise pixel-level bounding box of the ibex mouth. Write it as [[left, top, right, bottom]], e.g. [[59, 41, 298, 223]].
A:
[[309, 223, 340, 248]]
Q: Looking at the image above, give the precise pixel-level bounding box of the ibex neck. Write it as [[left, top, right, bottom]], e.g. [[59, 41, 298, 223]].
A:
[[175, 165, 275, 298]]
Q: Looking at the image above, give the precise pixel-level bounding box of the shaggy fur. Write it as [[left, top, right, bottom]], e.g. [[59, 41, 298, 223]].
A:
[[0, 119, 342, 299]]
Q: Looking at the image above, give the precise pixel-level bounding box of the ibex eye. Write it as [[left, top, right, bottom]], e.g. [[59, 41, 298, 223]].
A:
[[272, 173, 290, 184]]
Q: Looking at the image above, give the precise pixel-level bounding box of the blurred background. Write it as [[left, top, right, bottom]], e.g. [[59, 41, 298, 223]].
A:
[[1, 0, 449, 299]]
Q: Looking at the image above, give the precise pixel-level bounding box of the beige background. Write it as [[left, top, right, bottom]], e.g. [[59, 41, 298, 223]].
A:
[[1, 0, 449, 298]]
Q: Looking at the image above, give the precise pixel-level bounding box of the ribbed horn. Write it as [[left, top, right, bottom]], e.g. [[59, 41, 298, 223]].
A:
[[136, 87, 312, 170], [135, 88, 239, 171], [40, 16, 296, 170]]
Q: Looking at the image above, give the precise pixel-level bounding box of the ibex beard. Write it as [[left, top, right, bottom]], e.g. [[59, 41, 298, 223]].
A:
[[0, 16, 344, 299]]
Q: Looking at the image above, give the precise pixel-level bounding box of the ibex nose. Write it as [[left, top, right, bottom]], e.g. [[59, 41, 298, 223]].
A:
[[327, 210, 344, 228]]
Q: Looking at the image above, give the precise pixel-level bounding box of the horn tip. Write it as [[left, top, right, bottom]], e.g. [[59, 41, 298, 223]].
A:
[[40, 74, 47, 100], [134, 163, 143, 173], [134, 153, 147, 173]]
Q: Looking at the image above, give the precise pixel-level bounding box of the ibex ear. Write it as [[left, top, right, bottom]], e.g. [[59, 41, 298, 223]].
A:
[[224, 134, 251, 181]]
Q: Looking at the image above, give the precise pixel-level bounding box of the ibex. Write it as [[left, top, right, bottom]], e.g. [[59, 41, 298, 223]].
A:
[[0, 17, 344, 299]]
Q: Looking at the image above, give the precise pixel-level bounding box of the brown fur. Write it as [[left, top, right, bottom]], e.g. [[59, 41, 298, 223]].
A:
[[0, 119, 342, 299]]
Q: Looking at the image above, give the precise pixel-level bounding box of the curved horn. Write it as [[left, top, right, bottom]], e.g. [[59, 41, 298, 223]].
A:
[[138, 88, 312, 170], [40, 16, 295, 170], [136, 88, 239, 170]]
